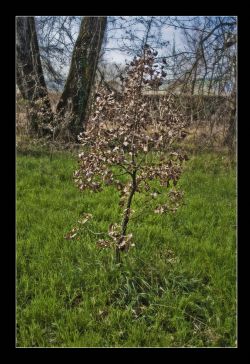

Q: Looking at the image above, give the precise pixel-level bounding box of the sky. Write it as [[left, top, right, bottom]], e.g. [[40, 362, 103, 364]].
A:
[[37, 16, 185, 89], [103, 19, 184, 64], [37, 16, 232, 89]]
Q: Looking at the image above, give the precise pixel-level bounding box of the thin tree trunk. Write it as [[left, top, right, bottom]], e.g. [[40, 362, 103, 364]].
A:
[[56, 16, 107, 140], [224, 99, 236, 151], [16, 16, 52, 135], [116, 171, 137, 263]]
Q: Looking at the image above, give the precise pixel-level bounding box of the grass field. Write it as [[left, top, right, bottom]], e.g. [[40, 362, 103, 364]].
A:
[[16, 148, 236, 347]]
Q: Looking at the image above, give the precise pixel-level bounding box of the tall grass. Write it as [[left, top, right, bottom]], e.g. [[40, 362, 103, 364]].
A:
[[16, 149, 236, 347]]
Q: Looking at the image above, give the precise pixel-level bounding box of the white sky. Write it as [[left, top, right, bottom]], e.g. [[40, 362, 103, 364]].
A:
[[103, 20, 184, 64]]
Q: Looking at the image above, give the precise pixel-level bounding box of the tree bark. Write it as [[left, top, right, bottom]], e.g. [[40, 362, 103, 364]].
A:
[[56, 16, 107, 140], [224, 98, 236, 151], [116, 170, 137, 263], [16, 16, 52, 135]]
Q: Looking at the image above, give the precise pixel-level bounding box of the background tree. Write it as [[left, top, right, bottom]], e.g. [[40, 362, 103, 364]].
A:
[[35, 16, 82, 91], [56, 16, 107, 140], [16, 16, 53, 135], [165, 16, 237, 148], [17, 16, 237, 151]]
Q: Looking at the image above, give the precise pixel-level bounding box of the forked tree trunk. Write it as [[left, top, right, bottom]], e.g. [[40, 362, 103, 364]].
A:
[[16, 16, 53, 135], [56, 16, 107, 140]]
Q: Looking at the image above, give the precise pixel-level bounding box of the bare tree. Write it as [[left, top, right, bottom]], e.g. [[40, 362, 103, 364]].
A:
[[16, 16, 53, 135], [17, 15, 237, 150], [35, 16, 82, 91], [160, 16, 237, 149], [56, 16, 107, 140]]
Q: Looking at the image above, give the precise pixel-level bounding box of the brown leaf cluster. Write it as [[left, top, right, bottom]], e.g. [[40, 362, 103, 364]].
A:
[[74, 47, 187, 196], [73, 47, 188, 253]]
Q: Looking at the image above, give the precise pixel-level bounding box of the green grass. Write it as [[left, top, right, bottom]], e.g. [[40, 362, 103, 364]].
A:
[[16, 148, 236, 347]]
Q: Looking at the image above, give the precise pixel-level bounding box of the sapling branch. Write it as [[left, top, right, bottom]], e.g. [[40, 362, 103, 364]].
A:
[[72, 46, 188, 264]]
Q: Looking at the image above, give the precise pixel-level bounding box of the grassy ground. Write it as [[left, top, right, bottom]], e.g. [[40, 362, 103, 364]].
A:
[[16, 147, 236, 347]]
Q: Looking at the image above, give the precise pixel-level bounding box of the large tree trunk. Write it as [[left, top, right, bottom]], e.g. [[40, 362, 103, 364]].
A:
[[16, 16, 52, 136], [56, 16, 107, 140]]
